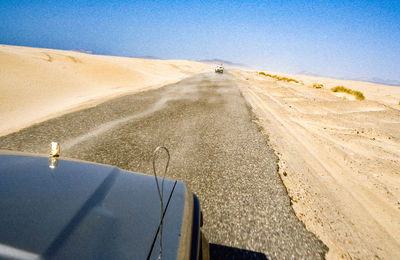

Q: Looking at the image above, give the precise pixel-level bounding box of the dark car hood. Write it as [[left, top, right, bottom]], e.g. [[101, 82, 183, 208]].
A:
[[0, 153, 187, 259]]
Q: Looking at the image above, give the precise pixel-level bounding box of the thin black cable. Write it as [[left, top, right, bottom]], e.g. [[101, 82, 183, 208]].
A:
[[149, 146, 170, 260], [146, 181, 177, 260]]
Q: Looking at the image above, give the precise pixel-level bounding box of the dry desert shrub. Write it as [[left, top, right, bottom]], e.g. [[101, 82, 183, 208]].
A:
[[331, 86, 365, 100], [258, 72, 300, 83], [312, 83, 324, 88]]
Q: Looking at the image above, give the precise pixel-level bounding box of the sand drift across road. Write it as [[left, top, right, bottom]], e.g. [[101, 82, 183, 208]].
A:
[[0, 73, 327, 258]]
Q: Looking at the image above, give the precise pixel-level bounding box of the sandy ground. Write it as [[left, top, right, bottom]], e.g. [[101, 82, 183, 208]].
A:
[[233, 70, 400, 259], [0, 44, 210, 136]]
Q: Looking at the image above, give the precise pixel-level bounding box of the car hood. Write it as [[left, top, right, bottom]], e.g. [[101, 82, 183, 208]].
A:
[[0, 152, 187, 259]]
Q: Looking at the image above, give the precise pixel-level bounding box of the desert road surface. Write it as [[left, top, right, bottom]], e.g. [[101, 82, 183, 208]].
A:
[[0, 72, 327, 259]]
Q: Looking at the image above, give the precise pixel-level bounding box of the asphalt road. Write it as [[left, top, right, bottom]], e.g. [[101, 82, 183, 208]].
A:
[[0, 72, 327, 259]]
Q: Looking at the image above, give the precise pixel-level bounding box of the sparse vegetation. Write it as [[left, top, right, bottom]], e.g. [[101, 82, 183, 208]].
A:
[[331, 86, 365, 100], [67, 55, 80, 63], [42, 52, 52, 62], [312, 83, 324, 89], [259, 72, 300, 84]]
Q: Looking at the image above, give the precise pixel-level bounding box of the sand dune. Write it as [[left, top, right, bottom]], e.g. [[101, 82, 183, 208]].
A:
[[234, 70, 400, 259], [0, 44, 210, 135]]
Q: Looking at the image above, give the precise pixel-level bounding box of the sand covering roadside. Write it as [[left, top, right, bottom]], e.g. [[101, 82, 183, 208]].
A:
[[0, 44, 210, 136], [233, 70, 400, 259]]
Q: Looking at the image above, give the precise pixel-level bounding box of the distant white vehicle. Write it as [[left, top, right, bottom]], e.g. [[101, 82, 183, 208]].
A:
[[215, 64, 224, 73]]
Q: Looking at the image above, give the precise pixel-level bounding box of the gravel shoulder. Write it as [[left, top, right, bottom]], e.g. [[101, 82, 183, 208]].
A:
[[0, 72, 327, 259]]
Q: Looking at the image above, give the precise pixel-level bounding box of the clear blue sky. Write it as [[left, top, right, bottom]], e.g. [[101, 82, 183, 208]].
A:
[[1, 0, 399, 81]]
